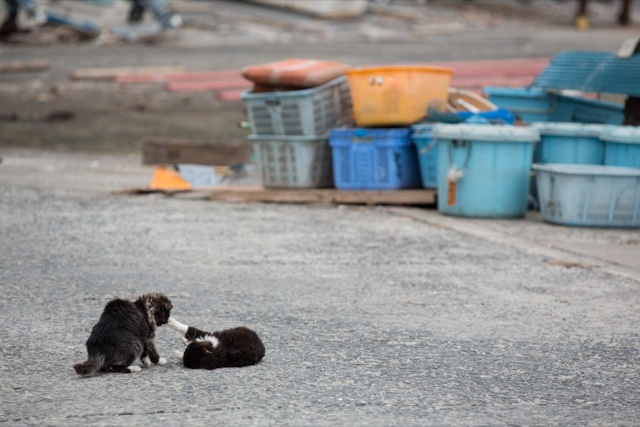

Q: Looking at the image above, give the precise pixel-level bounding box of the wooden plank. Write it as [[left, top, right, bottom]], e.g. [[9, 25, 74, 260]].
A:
[[142, 140, 253, 166], [202, 187, 436, 206], [70, 65, 185, 81], [0, 60, 49, 73]]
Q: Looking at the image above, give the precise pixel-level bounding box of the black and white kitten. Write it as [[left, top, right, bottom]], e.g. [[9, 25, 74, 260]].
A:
[[167, 317, 265, 370], [74, 292, 173, 375]]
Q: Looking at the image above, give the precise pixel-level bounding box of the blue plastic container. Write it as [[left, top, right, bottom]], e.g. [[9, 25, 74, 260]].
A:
[[433, 124, 539, 218], [411, 124, 438, 188], [553, 94, 624, 125], [483, 87, 553, 123], [532, 123, 606, 164], [533, 163, 640, 228], [483, 87, 625, 125], [328, 128, 421, 190], [601, 126, 640, 168]]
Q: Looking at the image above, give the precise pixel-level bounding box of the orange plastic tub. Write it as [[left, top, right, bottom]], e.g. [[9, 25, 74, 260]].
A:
[[345, 66, 453, 126]]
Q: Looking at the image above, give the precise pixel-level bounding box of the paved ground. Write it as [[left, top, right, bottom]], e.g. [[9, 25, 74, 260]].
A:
[[1, 1, 640, 425], [1, 148, 639, 426]]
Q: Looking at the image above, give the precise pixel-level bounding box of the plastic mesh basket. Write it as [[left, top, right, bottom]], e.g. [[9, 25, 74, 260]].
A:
[[328, 128, 421, 190], [242, 76, 352, 136], [533, 163, 640, 228], [249, 135, 333, 188]]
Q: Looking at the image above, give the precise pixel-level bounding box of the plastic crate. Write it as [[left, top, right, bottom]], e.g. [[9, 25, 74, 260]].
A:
[[242, 76, 352, 136], [483, 87, 625, 125], [553, 94, 624, 125], [411, 124, 438, 188], [533, 163, 640, 227], [249, 135, 333, 188], [346, 66, 452, 126], [601, 126, 640, 168], [328, 128, 421, 190], [483, 87, 553, 123]]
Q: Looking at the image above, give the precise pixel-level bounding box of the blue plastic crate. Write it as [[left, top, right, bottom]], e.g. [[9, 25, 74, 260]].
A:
[[411, 124, 438, 188], [553, 94, 624, 125], [328, 128, 421, 190], [533, 163, 640, 227], [483, 87, 553, 123], [483, 87, 625, 125]]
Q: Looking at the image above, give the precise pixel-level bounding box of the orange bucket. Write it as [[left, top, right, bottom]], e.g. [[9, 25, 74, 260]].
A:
[[345, 65, 453, 126]]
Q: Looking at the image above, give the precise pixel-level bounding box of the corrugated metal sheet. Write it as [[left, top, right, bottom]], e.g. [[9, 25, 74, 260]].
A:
[[533, 51, 640, 96]]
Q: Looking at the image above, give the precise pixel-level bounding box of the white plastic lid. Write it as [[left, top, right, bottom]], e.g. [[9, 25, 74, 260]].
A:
[[600, 126, 640, 144], [432, 124, 539, 142], [532, 163, 640, 177], [531, 122, 607, 137]]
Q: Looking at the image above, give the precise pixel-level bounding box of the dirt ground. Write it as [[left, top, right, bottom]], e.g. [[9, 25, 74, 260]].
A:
[[1, 0, 639, 153]]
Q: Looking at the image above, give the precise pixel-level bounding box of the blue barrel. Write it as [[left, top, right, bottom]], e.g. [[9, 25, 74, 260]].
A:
[[532, 123, 606, 164], [433, 124, 539, 218], [601, 126, 640, 168]]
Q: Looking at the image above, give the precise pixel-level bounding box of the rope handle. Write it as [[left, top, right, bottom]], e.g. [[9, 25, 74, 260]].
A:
[[447, 139, 472, 183]]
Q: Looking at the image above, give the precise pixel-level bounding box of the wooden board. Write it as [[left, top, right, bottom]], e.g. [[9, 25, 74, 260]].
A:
[[118, 186, 436, 206], [142, 140, 253, 166], [204, 187, 435, 205]]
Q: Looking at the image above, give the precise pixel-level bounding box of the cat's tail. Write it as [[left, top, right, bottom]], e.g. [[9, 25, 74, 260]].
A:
[[73, 355, 104, 375]]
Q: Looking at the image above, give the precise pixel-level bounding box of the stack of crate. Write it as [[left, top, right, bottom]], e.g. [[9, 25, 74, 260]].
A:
[[328, 65, 453, 191], [241, 76, 353, 188]]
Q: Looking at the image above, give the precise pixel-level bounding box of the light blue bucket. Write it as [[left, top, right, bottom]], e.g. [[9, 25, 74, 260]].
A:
[[433, 124, 539, 218], [531, 122, 606, 164], [601, 126, 640, 168]]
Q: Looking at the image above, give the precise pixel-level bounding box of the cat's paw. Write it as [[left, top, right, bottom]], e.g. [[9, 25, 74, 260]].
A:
[[127, 365, 142, 373], [181, 337, 191, 346], [141, 356, 152, 366], [174, 350, 184, 359], [157, 357, 167, 365]]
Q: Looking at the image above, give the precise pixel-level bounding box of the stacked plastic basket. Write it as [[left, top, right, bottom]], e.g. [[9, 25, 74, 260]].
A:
[[241, 77, 352, 188], [328, 65, 453, 190], [532, 125, 640, 227]]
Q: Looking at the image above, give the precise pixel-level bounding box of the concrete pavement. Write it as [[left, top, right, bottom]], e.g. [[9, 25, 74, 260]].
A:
[[1, 147, 639, 425]]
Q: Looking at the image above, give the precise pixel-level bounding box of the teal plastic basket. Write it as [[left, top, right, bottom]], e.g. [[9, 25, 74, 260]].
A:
[[411, 124, 438, 189], [601, 126, 640, 168], [533, 163, 640, 227], [531, 122, 606, 164]]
